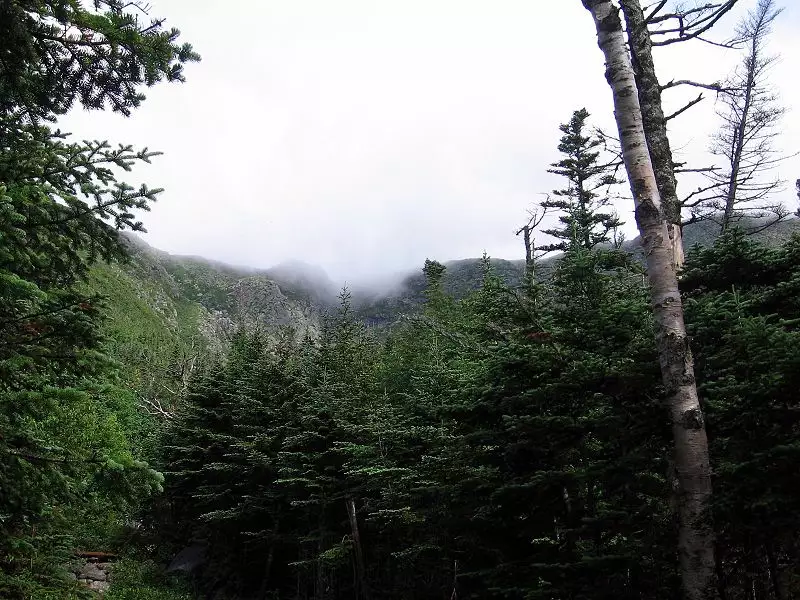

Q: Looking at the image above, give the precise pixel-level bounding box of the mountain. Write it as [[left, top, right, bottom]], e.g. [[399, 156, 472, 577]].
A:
[[83, 235, 328, 411], [264, 259, 340, 305], [352, 216, 800, 327], [622, 216, 800, 261], [104, 234, 323, 349], [351, 257, 527, 328], [88, 217, 800, 388]]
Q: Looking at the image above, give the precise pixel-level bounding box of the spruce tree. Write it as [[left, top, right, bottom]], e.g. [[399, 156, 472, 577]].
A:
[[538, 108, 622, 253], [454, 246, 673, 598], [582, 5, 717, 595]]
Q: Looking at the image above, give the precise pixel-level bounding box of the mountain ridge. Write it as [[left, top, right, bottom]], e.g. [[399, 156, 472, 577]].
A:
[[100, 216, 799, 358]]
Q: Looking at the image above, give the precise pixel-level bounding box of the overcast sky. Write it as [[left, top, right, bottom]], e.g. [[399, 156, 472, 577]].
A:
[[62, 0, 800, 283]]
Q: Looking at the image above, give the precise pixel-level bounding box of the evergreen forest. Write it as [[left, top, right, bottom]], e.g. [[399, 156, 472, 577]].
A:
[[1, 1, 800, 599]]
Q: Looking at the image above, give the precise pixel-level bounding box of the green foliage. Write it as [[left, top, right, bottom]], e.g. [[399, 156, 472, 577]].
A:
[[105, 559, 191, 600], [0, 0, 198, 120], [146, 229, 800, 599], [0, 1, 196, 596], [683, 230, 800, 597], [539, 108, 623, 252], [160, 259, 241, 312], [0, 383, 164, 597], [4, 5, 800, 598], [156, 245, 668, 598], [82, 259, 210, 455], [452, 247, 675, 598], [159, 293, 391, 597]]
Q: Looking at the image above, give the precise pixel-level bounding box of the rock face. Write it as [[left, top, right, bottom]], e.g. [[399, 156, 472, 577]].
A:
[[116, 233, 326, 350], [100, 218, 800, 350], [166, 543, 207, 573], [86, 579, 111, 593], [73, 559, 112, 594], [78, 562, 108, 581]]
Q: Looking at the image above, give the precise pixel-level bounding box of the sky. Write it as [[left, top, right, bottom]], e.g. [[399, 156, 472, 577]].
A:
[[62, 0, 800, 284]]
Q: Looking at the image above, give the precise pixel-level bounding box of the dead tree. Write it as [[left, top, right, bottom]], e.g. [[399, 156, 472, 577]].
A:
[[796, 178, 800, 215], [346, 497, 371, 600], [646, 0, 739, 47], [685, 0, 789, 232], [515, 205, 548, 275]]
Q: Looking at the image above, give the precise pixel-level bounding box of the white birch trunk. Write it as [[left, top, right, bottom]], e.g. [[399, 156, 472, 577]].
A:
[[619, 0, 685, 267], [580, 2, 717, 599]]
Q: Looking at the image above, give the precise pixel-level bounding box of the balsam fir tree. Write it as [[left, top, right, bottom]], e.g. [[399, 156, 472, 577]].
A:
[[453, 244, 674, 598]]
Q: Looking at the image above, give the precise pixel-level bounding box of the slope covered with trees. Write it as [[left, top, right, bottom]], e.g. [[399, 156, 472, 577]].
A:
[[2, 1, 800, 599], [149, 220, 800, 600], [135, 107, 800, 600]]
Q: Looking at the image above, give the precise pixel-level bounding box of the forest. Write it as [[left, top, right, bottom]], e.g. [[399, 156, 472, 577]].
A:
[[1, 1, 799, 599]]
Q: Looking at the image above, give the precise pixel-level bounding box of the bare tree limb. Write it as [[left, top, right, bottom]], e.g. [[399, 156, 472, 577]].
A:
[[675, 166, 720, 174], [643, 0, 669, 24], [649, 0, 740, 46], [665, 93, 705, 121], [661, 79, 725, 93]]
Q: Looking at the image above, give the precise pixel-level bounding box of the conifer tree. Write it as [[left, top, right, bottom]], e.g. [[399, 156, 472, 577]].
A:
[[153, 229, 800, 600], [682, 231, 800, 599], [0, 2, 197, 595], [695, 0, 788, 232], [454, 232, 673, 598], [539, 108, 622, 253]]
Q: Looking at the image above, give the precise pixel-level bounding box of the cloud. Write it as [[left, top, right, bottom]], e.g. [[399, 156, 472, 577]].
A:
[[61, 0, 800, 283]]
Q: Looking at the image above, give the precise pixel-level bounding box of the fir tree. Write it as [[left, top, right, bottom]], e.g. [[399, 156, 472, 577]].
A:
[[455, 246, 673, 598], [538, 108, 623, 253]]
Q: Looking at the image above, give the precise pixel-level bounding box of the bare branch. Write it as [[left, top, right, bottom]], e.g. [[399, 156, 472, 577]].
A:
[[701, 0, 789, 232], [665, 94, 705, 121], [643, 0, 669, 24], [661, 79, 725, 93], [516, 202, 551, 268], [649, 2, 730, 25], [649, 0, 740, 46], [694, 35, 739, 49], [138, 394, 176, 420], [675, 166, 721, 174]]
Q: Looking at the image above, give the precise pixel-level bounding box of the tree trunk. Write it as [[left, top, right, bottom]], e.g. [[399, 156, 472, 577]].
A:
[[581, 2, 717, 599], [257, 544, 276, 600], [720, 23, 758, 233], [715, 541, 729, 600], [316, 509, 325, 600], [765, 541, 783, 600], [346, 497, 371, 600], [520, 225, 534, 270], [450, 560, 459, 600], [619, 0, 685, 267], [587, 481, 602, 554]]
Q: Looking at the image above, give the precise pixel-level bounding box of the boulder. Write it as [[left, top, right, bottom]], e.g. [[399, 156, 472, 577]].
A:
[[87, 580, 111, 593], [78, 562, 107, 581]]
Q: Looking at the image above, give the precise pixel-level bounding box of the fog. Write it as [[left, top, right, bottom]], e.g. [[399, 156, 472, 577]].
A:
[[61, 0, 800, 285]]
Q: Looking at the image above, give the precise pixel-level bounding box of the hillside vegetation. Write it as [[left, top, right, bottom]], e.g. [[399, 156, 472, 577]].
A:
[[3, 2, 800, 599], [95, 217, 800, 341]]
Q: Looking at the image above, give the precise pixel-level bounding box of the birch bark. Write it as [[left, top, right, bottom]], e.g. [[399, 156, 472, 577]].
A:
[[619, 0, 685, 267], [581, 2, 716, 598]]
